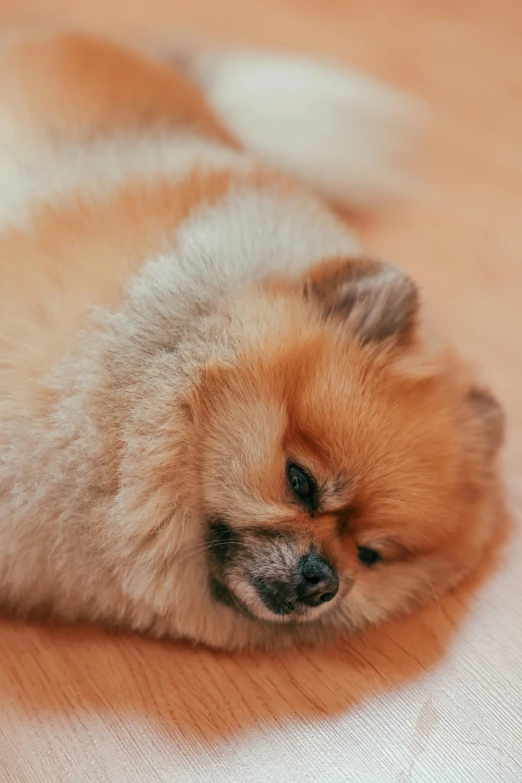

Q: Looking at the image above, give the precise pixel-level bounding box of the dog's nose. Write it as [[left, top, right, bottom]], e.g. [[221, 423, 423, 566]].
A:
[[297, 554, 339, 607]]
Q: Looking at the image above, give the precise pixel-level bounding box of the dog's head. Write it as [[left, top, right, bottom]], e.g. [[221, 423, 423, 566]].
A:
[[193, 257, 503, 632]]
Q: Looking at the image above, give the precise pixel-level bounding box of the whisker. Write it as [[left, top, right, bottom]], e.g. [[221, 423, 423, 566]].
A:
[[222, 582, 272, 629], [420, 573, 442, 612], [171, 539, 225, 567]]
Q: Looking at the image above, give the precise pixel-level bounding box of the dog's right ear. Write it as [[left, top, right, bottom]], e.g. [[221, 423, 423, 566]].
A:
[[467, 387, 505, 460], [303, 257, 419, 345]]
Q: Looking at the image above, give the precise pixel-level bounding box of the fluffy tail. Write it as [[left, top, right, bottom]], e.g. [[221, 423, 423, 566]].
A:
[[165, 44, 424, 210]]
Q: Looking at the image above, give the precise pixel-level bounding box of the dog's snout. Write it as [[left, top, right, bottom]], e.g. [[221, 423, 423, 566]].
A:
[[297, 554, 339, 607], [249, 539, 340, 617]]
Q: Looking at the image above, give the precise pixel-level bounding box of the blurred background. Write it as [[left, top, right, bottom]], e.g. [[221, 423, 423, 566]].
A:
[[0, 1, 520, 782]]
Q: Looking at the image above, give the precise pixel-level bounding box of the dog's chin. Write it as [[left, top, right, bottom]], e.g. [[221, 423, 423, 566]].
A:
[[217, 575, 338, 625]]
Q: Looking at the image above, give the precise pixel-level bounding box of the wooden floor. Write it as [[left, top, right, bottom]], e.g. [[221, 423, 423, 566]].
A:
[[0, 1, 521, 781]]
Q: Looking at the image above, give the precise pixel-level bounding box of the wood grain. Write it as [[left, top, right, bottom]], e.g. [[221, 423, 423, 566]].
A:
[[0, 1, 521, 781]]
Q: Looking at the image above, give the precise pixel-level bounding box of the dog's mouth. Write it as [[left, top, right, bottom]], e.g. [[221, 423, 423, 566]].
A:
[[251, 575, 297, 616], [207, 518, 341, 623], [210, 576, 336, 624], [209, 571, 341, 624]]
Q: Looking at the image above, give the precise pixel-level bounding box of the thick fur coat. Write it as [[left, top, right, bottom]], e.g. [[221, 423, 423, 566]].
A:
[[0, 31, 503, 649]]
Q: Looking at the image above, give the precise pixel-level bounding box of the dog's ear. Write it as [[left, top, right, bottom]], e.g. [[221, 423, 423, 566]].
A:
[[304, 257, 419, 344], [467, 387, 505, 459]]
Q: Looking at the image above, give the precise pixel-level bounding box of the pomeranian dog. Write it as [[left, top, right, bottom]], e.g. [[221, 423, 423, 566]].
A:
[[0, 30, 504, 649]]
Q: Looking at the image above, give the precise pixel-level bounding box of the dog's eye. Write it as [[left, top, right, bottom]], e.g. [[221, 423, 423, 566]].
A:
[[358, 546, 381, 567], [287, 463, 316, 507]]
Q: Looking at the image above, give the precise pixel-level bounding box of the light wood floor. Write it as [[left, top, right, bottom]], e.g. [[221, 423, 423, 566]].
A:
[[0, 1, 521, 781]]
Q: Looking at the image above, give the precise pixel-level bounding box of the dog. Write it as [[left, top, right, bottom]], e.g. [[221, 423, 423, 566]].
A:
[[0, 30, 504, 649]]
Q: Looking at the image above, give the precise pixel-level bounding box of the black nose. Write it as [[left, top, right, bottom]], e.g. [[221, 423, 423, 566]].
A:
[[297, 554, 339, 607]]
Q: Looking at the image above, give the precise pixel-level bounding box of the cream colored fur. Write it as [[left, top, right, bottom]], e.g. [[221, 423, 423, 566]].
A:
[[0, 30, 502, 650], [160, 43, 422, 207]]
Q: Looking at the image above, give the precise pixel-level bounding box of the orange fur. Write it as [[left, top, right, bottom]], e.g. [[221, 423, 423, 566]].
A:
[[0, 30, 504, 650], [0, 168, 237, 416], [189, 271, 503, 640], [0, 31, 235, 144], [195, 277, 499, 576]]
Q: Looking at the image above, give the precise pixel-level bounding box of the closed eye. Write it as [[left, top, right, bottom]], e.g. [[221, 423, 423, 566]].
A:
[[287, 462, 318, 511], [357, 546, 382, 567]]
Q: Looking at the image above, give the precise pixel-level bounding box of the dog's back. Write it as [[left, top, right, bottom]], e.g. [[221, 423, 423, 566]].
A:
[[0, 29, 417, 416], [0, 31, 449, 650]]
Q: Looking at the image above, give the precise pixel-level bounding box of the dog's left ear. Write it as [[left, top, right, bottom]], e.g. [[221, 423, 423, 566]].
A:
[[304, 257, 419, 344]]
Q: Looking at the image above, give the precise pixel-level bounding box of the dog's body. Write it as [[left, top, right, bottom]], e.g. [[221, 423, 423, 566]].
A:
[[0, 31, 503, 649]]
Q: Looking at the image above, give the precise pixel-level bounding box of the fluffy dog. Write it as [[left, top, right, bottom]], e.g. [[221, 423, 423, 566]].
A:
[[0, 31, 504, 649]]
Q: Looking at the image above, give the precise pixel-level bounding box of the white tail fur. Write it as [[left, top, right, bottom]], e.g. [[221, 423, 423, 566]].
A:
[[180, 47, 424, 210]]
